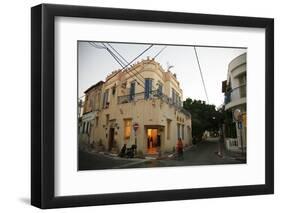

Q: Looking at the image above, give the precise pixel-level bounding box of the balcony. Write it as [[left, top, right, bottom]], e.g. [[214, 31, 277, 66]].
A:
[[117, 90, 191, 117], [224, 84, 246, 109]]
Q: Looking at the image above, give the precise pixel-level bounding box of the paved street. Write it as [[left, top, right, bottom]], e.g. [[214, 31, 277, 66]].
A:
[[78, 139, 245, 170], [78, 150, 133, 170]]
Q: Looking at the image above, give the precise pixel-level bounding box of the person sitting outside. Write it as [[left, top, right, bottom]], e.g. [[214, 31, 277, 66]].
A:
[[118, 144, 127, 158]]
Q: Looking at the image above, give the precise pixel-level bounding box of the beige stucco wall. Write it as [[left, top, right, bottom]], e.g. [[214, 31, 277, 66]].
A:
[[81, 58, 192, 154], [91, 98, 191, 153]]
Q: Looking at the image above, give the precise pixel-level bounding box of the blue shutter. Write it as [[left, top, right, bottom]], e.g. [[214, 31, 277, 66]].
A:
[[149, 79, 152, 94], [145, 79, 149, 99], [130, 82, 135, 101]]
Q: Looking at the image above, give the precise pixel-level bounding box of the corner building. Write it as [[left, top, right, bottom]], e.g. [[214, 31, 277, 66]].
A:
[[223, 53, 247, 152], [81, 58, 192, 155]]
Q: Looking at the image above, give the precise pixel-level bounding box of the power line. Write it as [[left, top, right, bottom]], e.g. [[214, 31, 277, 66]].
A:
[[88, 42, 146, 88], [103, 44, 127, 68], [88, 42, 168, 94], [103, 44, 154, 81], [106, 43, 167, 91], [193, 46, 209, 103], [106, 43, 129, 65], [105, 43, 150, 89], [101, 43, 147, 89], [153, 46, 167, 59], [89, 42, 105, 49]]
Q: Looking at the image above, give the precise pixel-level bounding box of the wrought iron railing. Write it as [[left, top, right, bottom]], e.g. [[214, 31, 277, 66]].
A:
[[117, 90, 191, 117], [225, 84, 246, 104]]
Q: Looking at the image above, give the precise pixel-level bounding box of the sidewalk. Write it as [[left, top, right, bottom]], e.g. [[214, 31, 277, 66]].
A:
[[224, 148, 246, 162]]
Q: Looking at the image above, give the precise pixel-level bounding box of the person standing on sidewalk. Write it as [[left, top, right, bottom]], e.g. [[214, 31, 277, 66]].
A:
[[176, 138, 184, 160]]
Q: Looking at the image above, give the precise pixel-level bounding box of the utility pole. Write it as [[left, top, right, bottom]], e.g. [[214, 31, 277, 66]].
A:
[[218, 106, 225, 157]]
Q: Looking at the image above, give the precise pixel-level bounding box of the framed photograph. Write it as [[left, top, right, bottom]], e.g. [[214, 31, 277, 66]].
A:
[[31, 4, 274, 209]]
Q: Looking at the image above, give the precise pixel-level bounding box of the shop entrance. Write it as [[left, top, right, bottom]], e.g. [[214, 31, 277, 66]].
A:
[[108, 128, 115, 151], [146, 128, 161, 154]]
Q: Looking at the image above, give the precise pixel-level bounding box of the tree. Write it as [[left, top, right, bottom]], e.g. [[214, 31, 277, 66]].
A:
[[183, 98, 223, 143]]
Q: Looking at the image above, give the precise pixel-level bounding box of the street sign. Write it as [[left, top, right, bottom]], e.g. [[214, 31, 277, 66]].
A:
[[133, 123, 139, 147], [133, 123, 139, 131]]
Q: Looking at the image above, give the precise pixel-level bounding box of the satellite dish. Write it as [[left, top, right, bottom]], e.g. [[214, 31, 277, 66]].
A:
[[166, 62, 174, 71]]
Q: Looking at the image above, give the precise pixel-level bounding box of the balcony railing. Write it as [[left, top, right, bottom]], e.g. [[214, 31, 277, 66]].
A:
[[225, 84, 246, 104], [117, 90, 191, 117]]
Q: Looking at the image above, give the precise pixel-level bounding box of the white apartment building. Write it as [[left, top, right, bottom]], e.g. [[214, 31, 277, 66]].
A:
[[223, 53, 247, 152]]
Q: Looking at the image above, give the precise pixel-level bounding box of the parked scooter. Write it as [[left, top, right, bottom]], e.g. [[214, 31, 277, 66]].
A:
[[118, 144, 127, 158], [119, 144, 137, 158]]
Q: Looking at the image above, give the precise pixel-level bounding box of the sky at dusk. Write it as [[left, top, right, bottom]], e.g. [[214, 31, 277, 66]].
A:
[[78, 41, 246, 107]]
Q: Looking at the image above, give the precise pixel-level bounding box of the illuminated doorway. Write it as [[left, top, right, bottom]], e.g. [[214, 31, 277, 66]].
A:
[[146, 128, 161, 154]]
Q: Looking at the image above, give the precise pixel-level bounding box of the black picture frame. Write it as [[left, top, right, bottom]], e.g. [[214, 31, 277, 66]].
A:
[[31, 3, 274, 209]]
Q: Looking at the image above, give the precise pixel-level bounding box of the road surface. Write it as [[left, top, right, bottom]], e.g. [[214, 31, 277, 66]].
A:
[[78, 139, 245, 170]]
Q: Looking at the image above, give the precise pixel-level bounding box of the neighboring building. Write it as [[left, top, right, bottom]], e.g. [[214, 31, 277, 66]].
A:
[[80, 57, 192, 155], [79, 81, 104, 145], [222, 53, 247, 152]]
